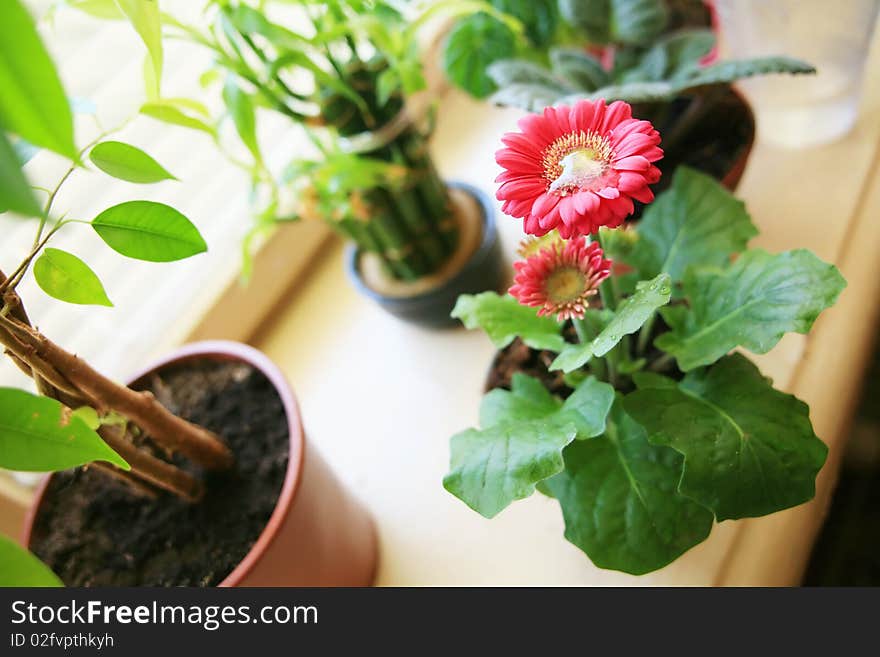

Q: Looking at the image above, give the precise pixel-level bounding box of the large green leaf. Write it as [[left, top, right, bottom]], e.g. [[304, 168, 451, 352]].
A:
[[657, 249, 846, 371], [544, 399, 713, 574], [114, 0, 163, 93], [443, 12, 517, 98], [91, 200, 207, 262], [0, 536, 62, 587], [89, 140, 177, 184], [626, 29, 715, 83], [222, 79, 261, 164], [549, 48, 610, 92], [452, 292, 566, 352], [0, 388, 128, 472], [0, 129, 41, 217], [551, 273, 671, 372], [491, 0, 559, 46], [629, 167, 757, 283], [560, 0, 668, 46], [625, 354, 828, 520], [489, 82, 569, 113], [444, 374, 614, 518], [0, 0, 77, 160], [487, 59, 570, 92], [34, 248, 113, 306]]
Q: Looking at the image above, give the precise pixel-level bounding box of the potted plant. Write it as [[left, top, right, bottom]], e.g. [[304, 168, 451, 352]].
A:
[[0, 0, 376, 587], [443, 0, 814, 196], [83, 0, 521, 328], [443, 98, 846, 575]]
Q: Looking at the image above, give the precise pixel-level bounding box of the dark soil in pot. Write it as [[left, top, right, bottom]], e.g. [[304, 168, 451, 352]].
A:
[[28, 359, 289, 586]]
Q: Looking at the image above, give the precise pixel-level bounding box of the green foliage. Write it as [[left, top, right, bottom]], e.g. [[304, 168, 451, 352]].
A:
[[628, 166, 757, 283], [559, 0, 668, 46], [544, 398, 713, 574], [491, 0, 559, 47], [89, 141, 177, 184], [0, 536, 62, 587], [222, 79, 261, 165], [625, 354, 829, 520], [443, 12, 518, 98], [452, 292, 566, 351], [34, 248, 113, 306], [91, 200, 208, 262], [551, 273, 671, 372], [0, 130, 41, 217], [657, 249, 846, 371], [0, 0, 77, 160], [140, 100, 216, 136], [549, 48, 610, 91], [444, 374, 614, 518], [0, 388, 128, 472], [114, 0, 163, 94]]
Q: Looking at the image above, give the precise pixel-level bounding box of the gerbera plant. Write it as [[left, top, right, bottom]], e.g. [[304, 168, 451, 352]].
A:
[[445, 98, 846, 575], [0, 0, 226, 584]]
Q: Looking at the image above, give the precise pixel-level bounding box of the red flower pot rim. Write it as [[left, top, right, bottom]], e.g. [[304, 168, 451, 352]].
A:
[[21, 340, 304, 588]]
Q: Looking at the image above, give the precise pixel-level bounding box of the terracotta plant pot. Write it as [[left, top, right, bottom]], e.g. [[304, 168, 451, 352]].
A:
[[347, 181, 506, 328], [22, 341, 378, 587]]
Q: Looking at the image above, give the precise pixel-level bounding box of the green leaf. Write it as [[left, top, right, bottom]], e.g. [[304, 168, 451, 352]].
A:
[[91, 200, 207, 262], [222, 79, 261, 164], [0, 129, 41, 217], [675, 56, 815, 87], [487, 60, 570, 92], [560, 0, 668, 46], [114, 0, 163, 93], [628, 29, 715, 82], [544, 399, 713, 574], [66, 0, 125, 19], [625, 354, 829, 520], [489, 82, 570, 113], [443, 12, 517, 98], [452, 292, 566, 352], [551, 273, 671, 372], [444, 374, 614, 518], [0, 536, 62, 587], [33, 248, 113, 306], [549, 48, 610, 91], [657, 249, 846, 371], [629, 167, 757, 283], [89, 140, 177, 184], [140, 101, 216, 136], [0, 0, 77, 159], [491, 0, 559, 46], [0, 388, 128, 472]]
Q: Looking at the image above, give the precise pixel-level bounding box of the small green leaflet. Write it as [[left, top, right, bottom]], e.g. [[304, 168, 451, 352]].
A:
[[628, 166, 757, 283], [114, 0, 163, 95], [443, 12, 517, 98], [625, 354, 828, 521], [90, 141, 177, 184], [222, 79, 262, 165], [141, 101, 216, 136], [0, 388, 128, 472], [452, 292, 566, 352], [0, 129, 41, 217], [657, 249, 846, 371], [0, 536, 62, 587], [92, 201, 207, 262], [34, 248, 113, 306], [444, 374, 614, 518], [551, 273, 671, 372], [544, 398, 713, 575]]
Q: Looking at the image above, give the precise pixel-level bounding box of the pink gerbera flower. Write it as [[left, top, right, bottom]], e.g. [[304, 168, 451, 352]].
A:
[[509, 236, 612, 321], [496, 99, 663, 238]]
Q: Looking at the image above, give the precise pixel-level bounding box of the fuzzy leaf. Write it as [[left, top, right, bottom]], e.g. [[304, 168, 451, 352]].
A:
[[490, 82, 568, 112], [487, 60, 570, 92], [625, 354, 828, 520], [92, 200, 207, 262], [550, 48, 610, 91], [0, 388, 128, 472], [628, 29, 715, 82], [560, 0, 668, 46], [551, 273, 671, 372], [34, 248, 113, 306], [452, 292, 566, 352], [657, 249, 846, 371], [629, 166, 757, 283], [89, 140, 177, 184], [544, 399, 713, 574], [444, 374, 613, 518], [0, 536, 62, 587], [443, 12, 517, 98], [0, 0, 77, 160]]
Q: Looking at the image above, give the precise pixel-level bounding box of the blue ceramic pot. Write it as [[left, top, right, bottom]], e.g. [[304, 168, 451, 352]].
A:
[[346, 181, 506, 328]]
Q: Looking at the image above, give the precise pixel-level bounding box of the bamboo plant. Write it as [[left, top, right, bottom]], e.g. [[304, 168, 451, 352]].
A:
[[0, 0, 230, 584]]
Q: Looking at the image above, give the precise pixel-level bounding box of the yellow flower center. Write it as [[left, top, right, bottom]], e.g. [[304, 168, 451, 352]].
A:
[[542, 131, 614, 195], [545, 266, 587, 304]]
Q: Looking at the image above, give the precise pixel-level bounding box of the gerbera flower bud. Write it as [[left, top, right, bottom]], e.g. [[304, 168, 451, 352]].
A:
[[509, 236, 612, 321], [495, 99, 663, 238]]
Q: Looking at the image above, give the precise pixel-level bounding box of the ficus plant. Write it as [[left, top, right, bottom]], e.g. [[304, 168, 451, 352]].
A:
[[0, 0, 229, 585], [444, 98, 846, 575], [71, 0, 523, 282]]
